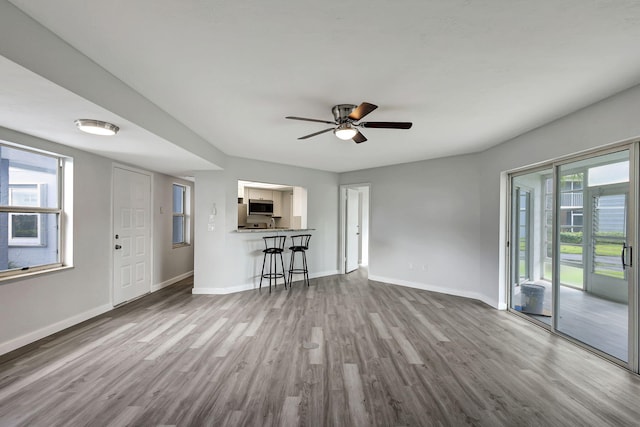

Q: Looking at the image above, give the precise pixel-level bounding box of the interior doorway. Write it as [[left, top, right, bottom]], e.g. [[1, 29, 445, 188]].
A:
[[339, 184, 370, 274]]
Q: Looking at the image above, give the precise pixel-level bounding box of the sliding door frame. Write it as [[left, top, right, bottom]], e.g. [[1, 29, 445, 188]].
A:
[[506, 139, 639, 372]]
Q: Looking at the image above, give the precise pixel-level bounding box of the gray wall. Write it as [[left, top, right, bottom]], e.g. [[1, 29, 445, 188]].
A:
[[153, 174, 195, 289], [0, 127, 195, 355], [341, 83, 640, 308], [340, 154, 487, 303]]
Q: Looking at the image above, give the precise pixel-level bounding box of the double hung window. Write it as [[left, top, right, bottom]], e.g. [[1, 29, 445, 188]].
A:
[[0, 144, 63, 276], [172, 184, 188, 246]]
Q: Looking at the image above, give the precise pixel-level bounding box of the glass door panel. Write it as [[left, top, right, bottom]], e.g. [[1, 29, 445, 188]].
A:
[[556, 150, 630, 362], [510, 168, 553, 325], [588, 190, 627, 297], [516, 188, 531, 283]]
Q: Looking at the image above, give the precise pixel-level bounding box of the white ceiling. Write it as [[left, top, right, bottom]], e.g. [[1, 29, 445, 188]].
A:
[[0, 56, 217, 177], [5, 0, 640, 173]]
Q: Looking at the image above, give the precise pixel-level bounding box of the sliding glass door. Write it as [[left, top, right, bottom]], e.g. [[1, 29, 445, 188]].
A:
[[556, 150, 631, 362], [509, 145, 636, 368]]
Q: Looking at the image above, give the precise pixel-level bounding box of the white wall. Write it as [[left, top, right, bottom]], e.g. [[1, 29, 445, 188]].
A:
[[0, 127, 195, 355], [193, 157, 340, 293], [340, 83, 640, 309]]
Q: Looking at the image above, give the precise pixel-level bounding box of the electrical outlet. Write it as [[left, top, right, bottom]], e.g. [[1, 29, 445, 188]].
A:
[[207, 223, 215, 231]]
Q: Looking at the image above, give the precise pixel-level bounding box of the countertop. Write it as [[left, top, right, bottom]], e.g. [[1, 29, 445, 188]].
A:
[[234, 228, 316, 233]]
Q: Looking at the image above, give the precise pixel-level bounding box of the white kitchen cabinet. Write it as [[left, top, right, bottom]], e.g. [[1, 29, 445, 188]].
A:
[[246, 188, 272, 200], [272, 190, 282, 217]]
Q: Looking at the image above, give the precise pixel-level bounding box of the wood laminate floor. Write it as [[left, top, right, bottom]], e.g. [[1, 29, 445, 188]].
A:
[[2, 271, 640, 426], [514, 281, 628, 361]]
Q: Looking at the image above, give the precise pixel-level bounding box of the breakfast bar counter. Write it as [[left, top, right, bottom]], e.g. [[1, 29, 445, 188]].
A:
[[234, 228, 316, 233]]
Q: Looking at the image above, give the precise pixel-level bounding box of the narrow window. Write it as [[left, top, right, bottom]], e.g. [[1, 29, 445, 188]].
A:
[[172, 184, 187, 245]]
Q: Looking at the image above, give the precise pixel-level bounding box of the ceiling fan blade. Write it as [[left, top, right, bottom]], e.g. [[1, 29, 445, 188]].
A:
[[286, 116, 335, 125], [352, 131, 367, 144], [348, 102, 378, 121], [360, 121, 413, 129], [298, 127, 334, 140]]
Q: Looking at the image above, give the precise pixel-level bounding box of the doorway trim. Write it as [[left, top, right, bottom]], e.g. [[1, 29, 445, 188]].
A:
[[111, 163, 154, 307], [339, 183, 371, 274]]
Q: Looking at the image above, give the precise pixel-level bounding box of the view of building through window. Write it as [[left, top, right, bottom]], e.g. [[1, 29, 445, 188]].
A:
[[0, 144, 62, 274], [172, 183, 187, 245]]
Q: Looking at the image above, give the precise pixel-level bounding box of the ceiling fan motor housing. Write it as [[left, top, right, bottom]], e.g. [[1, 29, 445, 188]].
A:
[[332, 104, 357, 123]]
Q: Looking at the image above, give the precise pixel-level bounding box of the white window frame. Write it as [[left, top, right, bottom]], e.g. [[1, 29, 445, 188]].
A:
[[8, 184, 45, 246], [0, 142, 65, 278], [172, 183, 190, 247]]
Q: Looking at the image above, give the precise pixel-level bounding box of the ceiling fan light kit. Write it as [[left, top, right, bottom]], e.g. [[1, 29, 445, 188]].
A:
[[286, 102, 412, 144], [334, 123, 357, 140]]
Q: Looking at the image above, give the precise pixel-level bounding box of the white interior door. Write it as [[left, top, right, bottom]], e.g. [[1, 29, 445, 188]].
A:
[[346, 188, 359, 273], [113, 167, 152, 305]]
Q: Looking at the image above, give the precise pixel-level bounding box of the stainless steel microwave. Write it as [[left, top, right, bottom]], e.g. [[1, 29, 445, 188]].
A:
[[248, 199, 274, 215]]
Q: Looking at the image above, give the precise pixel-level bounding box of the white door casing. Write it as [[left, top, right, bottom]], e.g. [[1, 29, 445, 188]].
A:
[[346, 188, 359, 273], [113, 166, 152, 305]]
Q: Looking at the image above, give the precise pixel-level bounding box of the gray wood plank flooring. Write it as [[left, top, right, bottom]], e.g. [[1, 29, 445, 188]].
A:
[[2, 271, 640, 426]]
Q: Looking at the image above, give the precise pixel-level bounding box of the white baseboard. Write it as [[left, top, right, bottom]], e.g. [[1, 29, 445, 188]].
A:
[[152, 270, 193, 292], [310, 269, 340, 279], [191, 270, 340, 295], [368, 274, 499, 309], [0, 303, 113, 356], [192, 283, 256, 295]]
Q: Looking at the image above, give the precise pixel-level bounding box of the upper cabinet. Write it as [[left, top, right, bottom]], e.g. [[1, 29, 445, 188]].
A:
[[245, 188, 272, 201], [272, 190, 282, 217]]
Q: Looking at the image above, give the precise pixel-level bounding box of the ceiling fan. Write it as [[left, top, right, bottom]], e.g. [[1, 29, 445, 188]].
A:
[[285, 102, 412, 143]]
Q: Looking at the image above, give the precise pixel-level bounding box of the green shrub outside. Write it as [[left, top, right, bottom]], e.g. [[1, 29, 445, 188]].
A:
[[559, 231, 624, 244]]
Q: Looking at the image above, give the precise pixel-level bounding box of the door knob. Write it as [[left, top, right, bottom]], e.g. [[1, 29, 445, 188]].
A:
[[115, 245, 122, 250]]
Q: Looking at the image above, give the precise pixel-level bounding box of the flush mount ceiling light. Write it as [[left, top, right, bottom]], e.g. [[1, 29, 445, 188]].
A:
[[333, 123, 357, 140], [74, 119, 119, 136]]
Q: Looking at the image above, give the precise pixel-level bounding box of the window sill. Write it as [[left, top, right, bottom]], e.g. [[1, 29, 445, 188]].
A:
[[0, 264, 73, 284], [172, 243, 191, 249]]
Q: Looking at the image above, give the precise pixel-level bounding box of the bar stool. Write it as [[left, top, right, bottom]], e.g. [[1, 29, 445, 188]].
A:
[[288, 234, 311, 287], [260, 235, 287, 293]]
